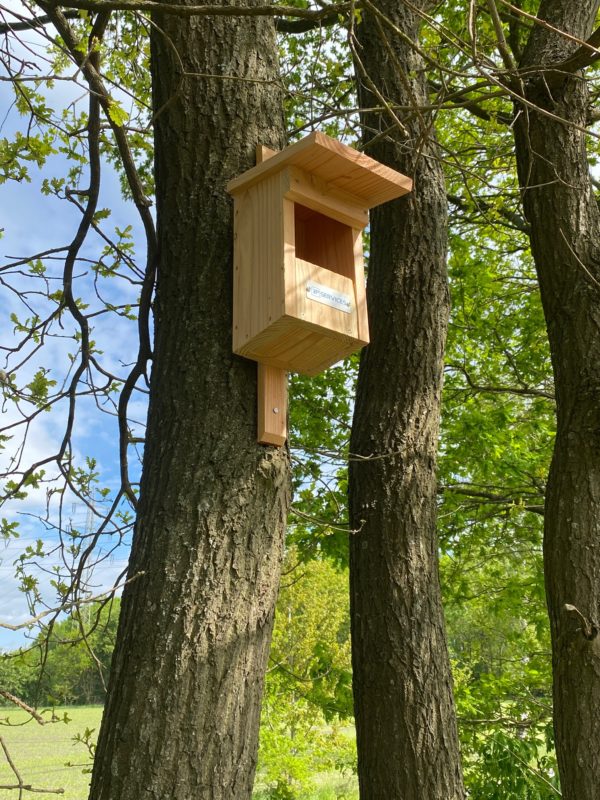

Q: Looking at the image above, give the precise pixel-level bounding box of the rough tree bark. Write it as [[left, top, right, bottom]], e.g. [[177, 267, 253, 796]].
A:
[[348, 3, 465, 798], [89, 4, 289, 799], [512, 1, 600, 797]]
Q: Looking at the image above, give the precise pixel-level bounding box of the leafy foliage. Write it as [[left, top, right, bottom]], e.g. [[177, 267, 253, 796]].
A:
[[0, 600, 119, 706], [2, 0, 594, 794], [257, 554, 356, 799]]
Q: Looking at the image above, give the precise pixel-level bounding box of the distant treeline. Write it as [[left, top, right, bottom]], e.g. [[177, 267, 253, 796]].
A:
[[0, 599, 119, 706]]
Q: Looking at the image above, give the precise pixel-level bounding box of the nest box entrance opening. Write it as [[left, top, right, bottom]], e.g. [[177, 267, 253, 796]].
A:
[[294, 204, 355, 280]]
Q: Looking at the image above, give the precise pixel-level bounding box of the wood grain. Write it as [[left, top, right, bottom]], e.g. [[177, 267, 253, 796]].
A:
[[227, 131, 413, 207], [257, 363, 287, 446], [230, 133, 398, 376]]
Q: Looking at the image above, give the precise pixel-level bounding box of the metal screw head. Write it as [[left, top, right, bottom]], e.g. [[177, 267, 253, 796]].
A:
[[273, 407, 279, 414]]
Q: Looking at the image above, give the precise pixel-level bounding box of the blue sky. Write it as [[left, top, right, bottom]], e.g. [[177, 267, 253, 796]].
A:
[[0, 28, 148, 648]]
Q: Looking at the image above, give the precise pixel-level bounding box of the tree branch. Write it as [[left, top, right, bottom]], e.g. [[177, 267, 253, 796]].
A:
[[0, 692, 46, 725], [0, 9, 79, 34], [275, 11, 342, 33], [448, 193, 530, 234], [499, 0, 600, 79], [38, 1, 158, 508], [0, 573, 144, 631], [446, 360, 554, 399], [440, 483, 545, 516], [486, 0, 517, 71], [553, 25, 600, 76], [40, 0, 361, 22], [0, 0, 357, 34], [429, 79, 513, 125], [0, 736, 65, 794]]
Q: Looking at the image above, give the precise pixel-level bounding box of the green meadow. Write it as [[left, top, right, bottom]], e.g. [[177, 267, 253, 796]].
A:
[[0, 707, 357, 800], [0, 706, 101, 799]]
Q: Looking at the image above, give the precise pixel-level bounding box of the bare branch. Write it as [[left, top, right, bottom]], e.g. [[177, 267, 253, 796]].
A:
[[290, 505, 363, 534], [0, 572, 144, 631], [486, 0, 517, 70], [440, 483, 545, 516], [557, 25, 600, 73], [0, 735, 65, 794], [0, 692, 45, 725], [40, 0, 362, 22], [447, 361, 554, 399], [0, 9, 78, 34], [448, 193, 530, 234], [498, 0, 600, 57]]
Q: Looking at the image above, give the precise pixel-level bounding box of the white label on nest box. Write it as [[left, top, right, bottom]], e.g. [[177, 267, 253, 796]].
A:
[[306, 281, 352, 314]]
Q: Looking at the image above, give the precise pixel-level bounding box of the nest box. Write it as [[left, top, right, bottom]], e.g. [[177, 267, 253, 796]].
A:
[[226, 132, 412, 446]]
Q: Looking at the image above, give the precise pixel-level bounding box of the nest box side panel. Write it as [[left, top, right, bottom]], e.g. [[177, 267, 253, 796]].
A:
[[352, 227, 369, 344], [232, 171, 287, 356]]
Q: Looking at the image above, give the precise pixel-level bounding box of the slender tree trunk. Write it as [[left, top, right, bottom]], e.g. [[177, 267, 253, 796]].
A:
[[512, 2, 600, 797], [89, 5, 289, 799], [348, 4, 465, 798]]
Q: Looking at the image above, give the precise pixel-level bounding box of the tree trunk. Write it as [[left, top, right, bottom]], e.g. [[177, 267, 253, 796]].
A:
[[348, 4, 465, 798], [512, 2, 600, 797], [89, 5, 289, 799]]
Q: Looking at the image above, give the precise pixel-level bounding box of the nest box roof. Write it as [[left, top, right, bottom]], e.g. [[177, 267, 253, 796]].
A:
[[226, 131, 413, 209]]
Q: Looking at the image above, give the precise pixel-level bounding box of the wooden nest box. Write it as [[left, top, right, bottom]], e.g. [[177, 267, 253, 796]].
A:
[[226, 132, 412, 445]]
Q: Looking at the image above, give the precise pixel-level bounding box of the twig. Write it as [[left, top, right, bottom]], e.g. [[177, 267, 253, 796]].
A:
[[497, 1, 600, 57], [0, 573, 144, 631], [490, 735, 562, 796], [486, 0, 516, 70], [559, 229, 600, 292], [0, 735, 65, 794], [290, 505, 363, 534], [0, 693, 45, 725], [565, 603, 599, 640]]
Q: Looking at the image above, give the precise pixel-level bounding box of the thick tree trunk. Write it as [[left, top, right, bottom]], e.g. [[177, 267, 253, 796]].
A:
[[348, 4, 465, 798], [89, 5, 289, 799], [512, 2, 600, 797]]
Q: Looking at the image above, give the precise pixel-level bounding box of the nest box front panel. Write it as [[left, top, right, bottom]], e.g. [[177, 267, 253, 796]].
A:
[[289, 203, 369, 344], [232, 181, 369, 375]]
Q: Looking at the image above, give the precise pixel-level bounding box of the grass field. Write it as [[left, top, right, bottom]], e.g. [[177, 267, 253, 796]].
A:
[[0, 706, 101, 799], [0, 707, 357, 799]]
